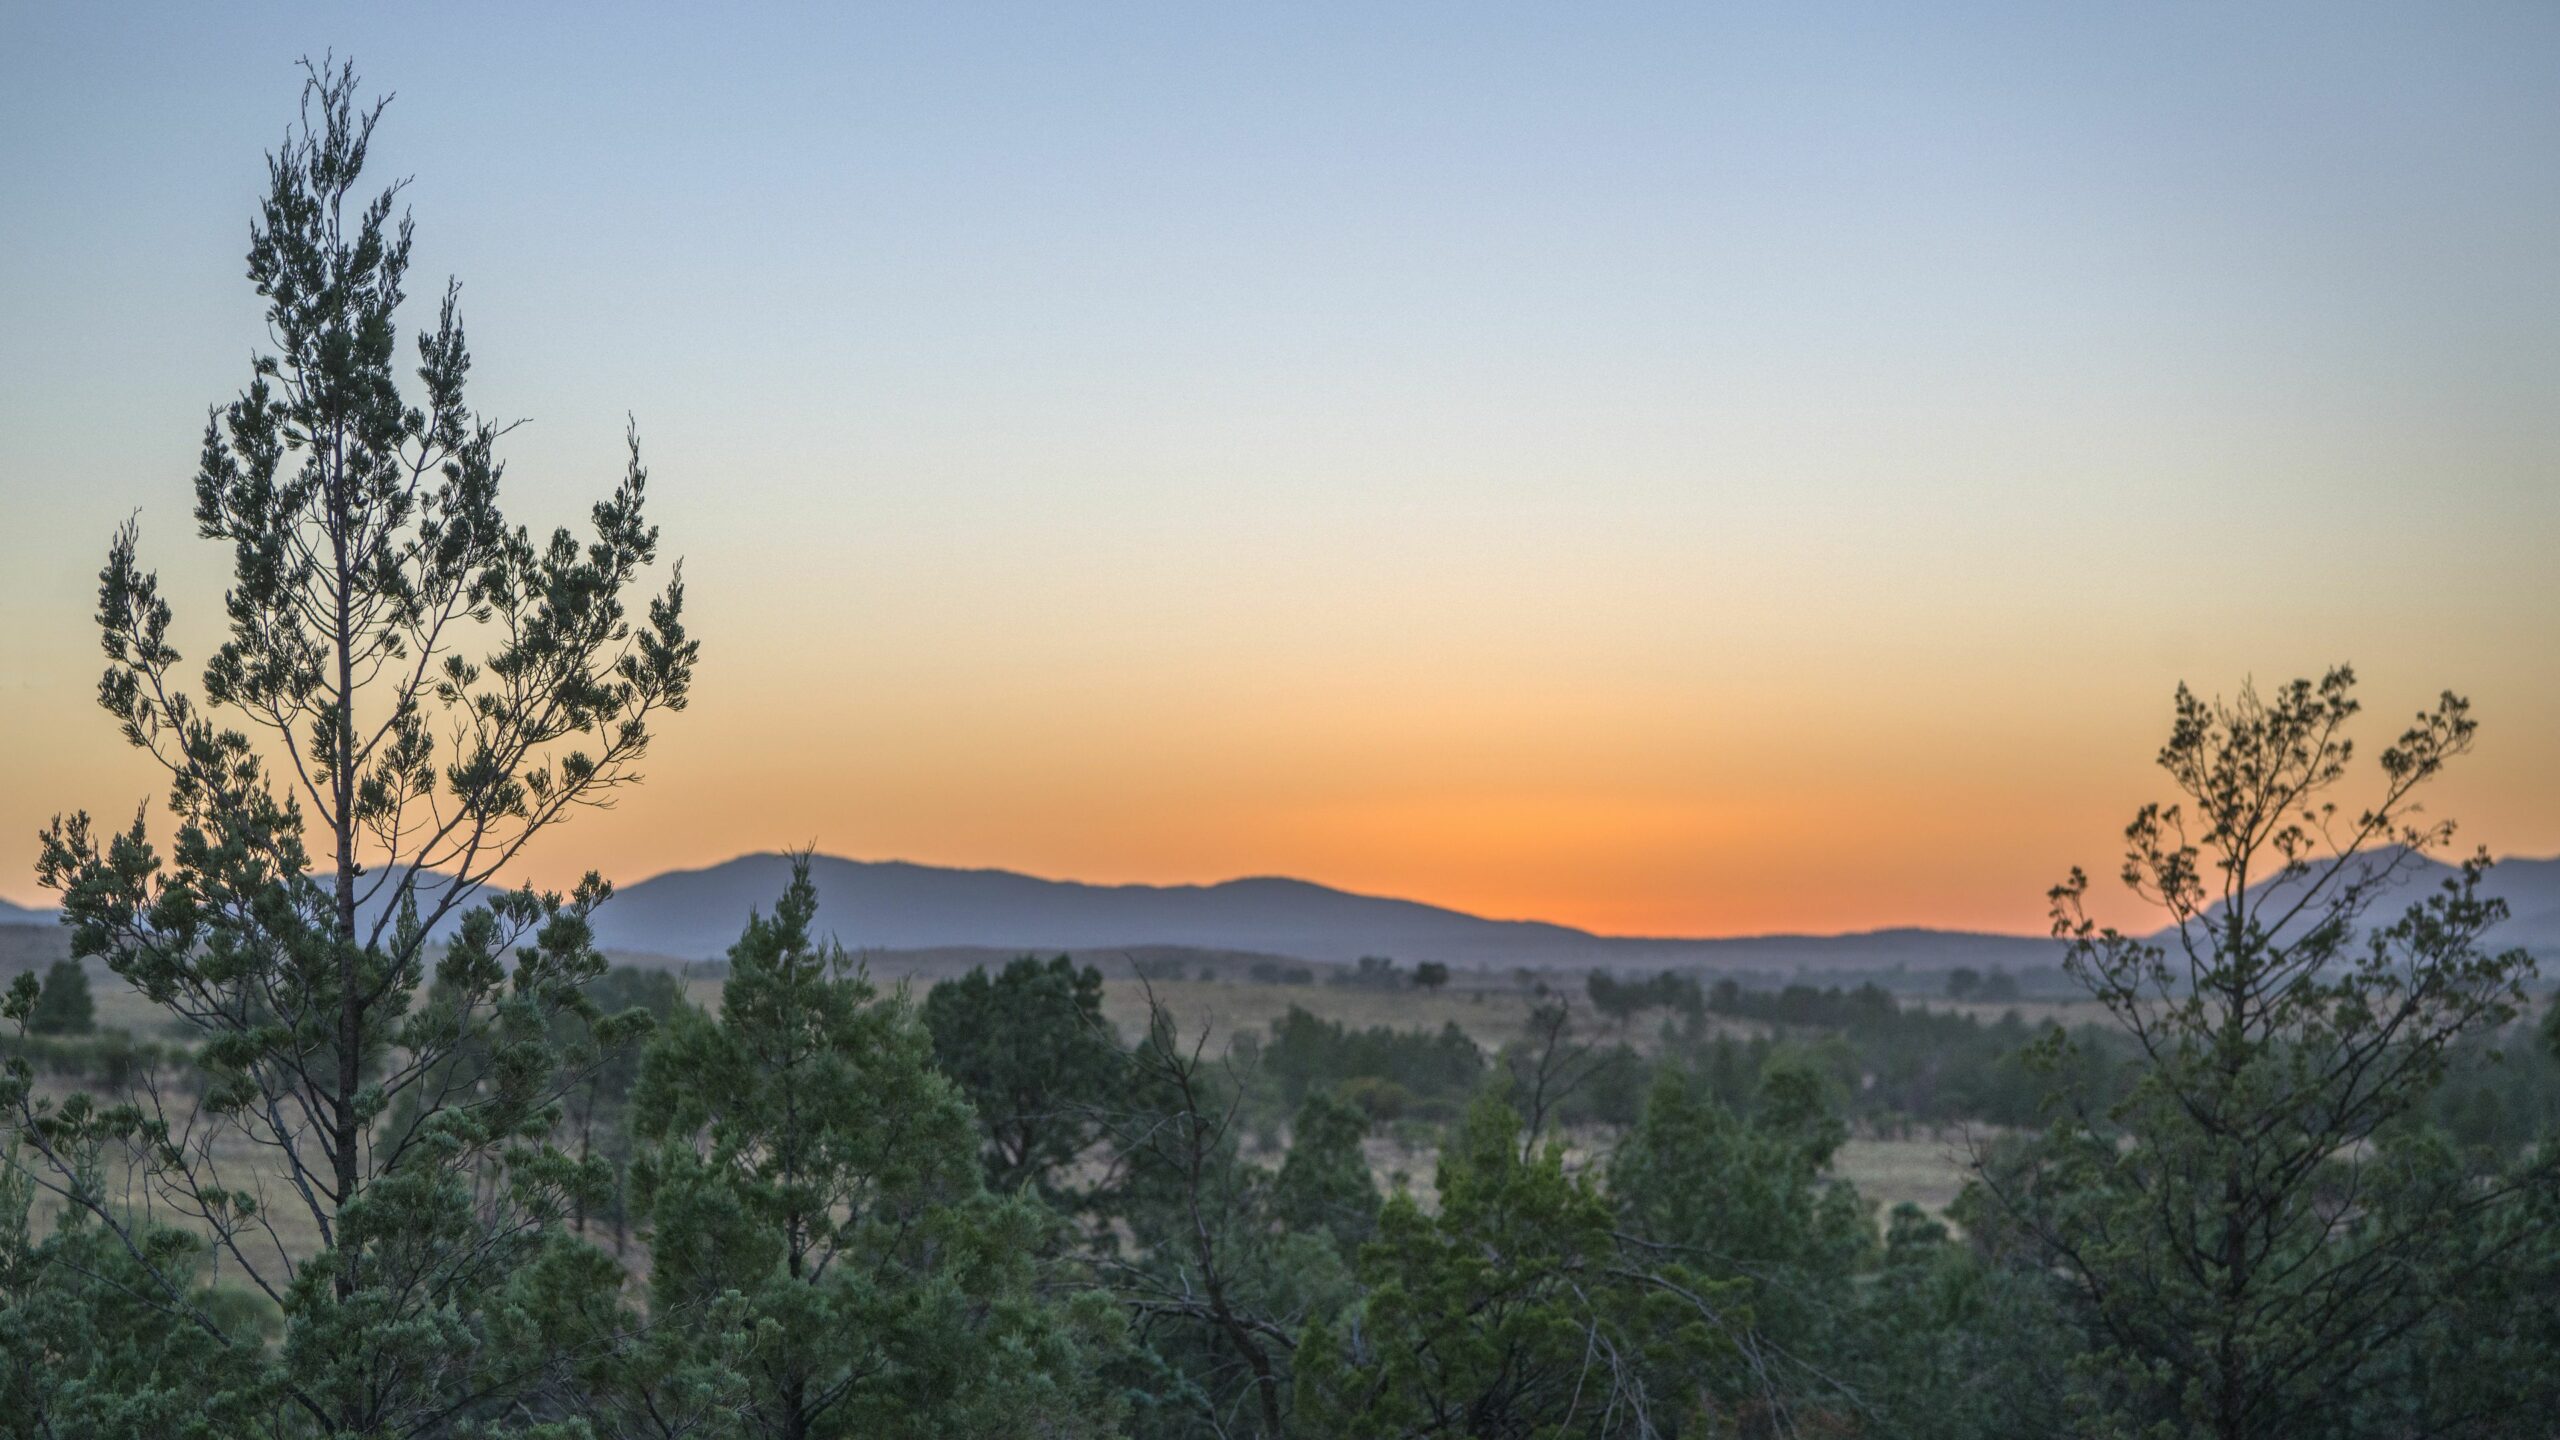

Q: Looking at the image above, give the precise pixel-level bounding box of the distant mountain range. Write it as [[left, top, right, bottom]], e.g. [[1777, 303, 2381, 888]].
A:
[[2202, 850, 2560, 954], [589, 851, 2560, 970], [7, 851, 2556, 973], [581, 855, 2066, 972]]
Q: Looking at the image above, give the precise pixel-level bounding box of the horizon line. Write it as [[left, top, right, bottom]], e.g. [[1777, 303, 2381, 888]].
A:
[[14, 846, 2553, 950]]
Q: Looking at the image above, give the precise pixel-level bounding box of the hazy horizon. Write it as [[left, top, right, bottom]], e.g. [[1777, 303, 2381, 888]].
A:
[[5, 4, 2556, 935], [11, 841, 2560, 952]]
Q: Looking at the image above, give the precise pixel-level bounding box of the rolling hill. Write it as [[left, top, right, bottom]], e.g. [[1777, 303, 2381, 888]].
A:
[[584, 853, 2064, 971], [588, 851, 2560, 970], [2207, 850, 2560, 954], [8, 850, 2553, 975]]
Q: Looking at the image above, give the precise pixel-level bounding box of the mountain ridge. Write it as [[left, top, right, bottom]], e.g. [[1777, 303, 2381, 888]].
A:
[[588, 853, 2063, 970], [8, 851, 2554, 972], [596, 850, 2560, 969]]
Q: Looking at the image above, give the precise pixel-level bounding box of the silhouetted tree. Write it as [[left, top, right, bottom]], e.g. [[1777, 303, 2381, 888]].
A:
[[1088, 997, 1357, 1439], [1984, 668, 2553, 1439], [1504, 998, 1606, 1154], [1271, 1091, 1380, 1252], [24, 961, 93, 1037], [2, 59, 695, 1434], [1337, 955, 1401, 990]]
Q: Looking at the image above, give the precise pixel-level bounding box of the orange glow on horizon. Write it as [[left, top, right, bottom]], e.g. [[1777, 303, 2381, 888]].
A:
[[5, 11, 2557, 939]]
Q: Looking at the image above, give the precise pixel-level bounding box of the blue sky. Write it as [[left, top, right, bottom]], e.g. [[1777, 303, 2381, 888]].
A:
[[3, 4, 2555, 932]]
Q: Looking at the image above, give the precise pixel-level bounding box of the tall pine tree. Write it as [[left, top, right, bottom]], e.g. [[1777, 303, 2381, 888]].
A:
[[4, 58, 696, 1435]]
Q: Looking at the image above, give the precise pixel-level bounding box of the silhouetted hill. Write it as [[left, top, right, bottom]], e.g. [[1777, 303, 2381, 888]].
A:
[[2199, 851, 2560, 955], [586, 853, 2066, 971], [14, 851, 2552, 976], [0, 924, 70, 977]]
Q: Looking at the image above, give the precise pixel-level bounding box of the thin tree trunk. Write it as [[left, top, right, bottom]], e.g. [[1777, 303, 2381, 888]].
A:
[[332, 445, 364, 1323]]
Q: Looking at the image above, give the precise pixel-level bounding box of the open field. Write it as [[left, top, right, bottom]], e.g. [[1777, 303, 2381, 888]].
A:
[[19, 1073, 337, 1269], [1916, 997, 2101, 1028], [1833, 1133, 1982, 1218], [1319, 1128, 1978, 1224], [41, 928, 2406, 1260], [16, 948, 1988, 1277], [1092, 975, 1551, 1054], [675, 963, 1772, 1057]]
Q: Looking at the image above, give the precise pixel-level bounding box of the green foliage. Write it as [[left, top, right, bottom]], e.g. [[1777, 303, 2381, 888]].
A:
[[1610, 1060, 1870, 1379], [0, 1163, 275, 1439], [2316, 1126, 2560, 1438], [3, 47, 2556, 1440], [0, 1028, 174, 1088], [27, 961, 93, 1036], [622, 858, 1120, 1438], [2420, 1019, 2560, 1154], [1600, 1060, 2093, 1438], [1939, 965, 2020, 1002], [1252, 1006, 1484, 1118], [1585, 969, 1703, 1024], [1497, 999, 1633, 1147], [1295, 1089, 1739, 1437], [2, 58, 694, 1435], [923, 954, 1120, 1198], [1988, 669, 2553, 1440], [1331, 956, 1404, 990], [1543, 1040, 1651, 1130], [1693, 978, 2128, 1128], [1834, 1201, 2079, 1440], [1085, 1004, 1361, 1439], [545, 964, 696, 1247], [1271, 1091, 1380, 1251]]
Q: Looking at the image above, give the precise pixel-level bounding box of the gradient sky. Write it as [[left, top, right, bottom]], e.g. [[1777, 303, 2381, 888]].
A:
[[3, 4, 2555, 936]]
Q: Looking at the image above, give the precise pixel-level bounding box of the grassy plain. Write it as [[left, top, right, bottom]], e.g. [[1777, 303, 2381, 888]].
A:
[[18, 944, 1983, 1255]]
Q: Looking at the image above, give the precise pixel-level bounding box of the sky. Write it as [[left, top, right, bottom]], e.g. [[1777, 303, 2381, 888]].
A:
[[2, 4, 2555, 937]]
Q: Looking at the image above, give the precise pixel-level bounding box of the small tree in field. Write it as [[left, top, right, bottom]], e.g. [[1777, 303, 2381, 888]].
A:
[[3, 60, 695, 1434], [1985, 668, 2550, 1440], [26, 961, 95, 1037]]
